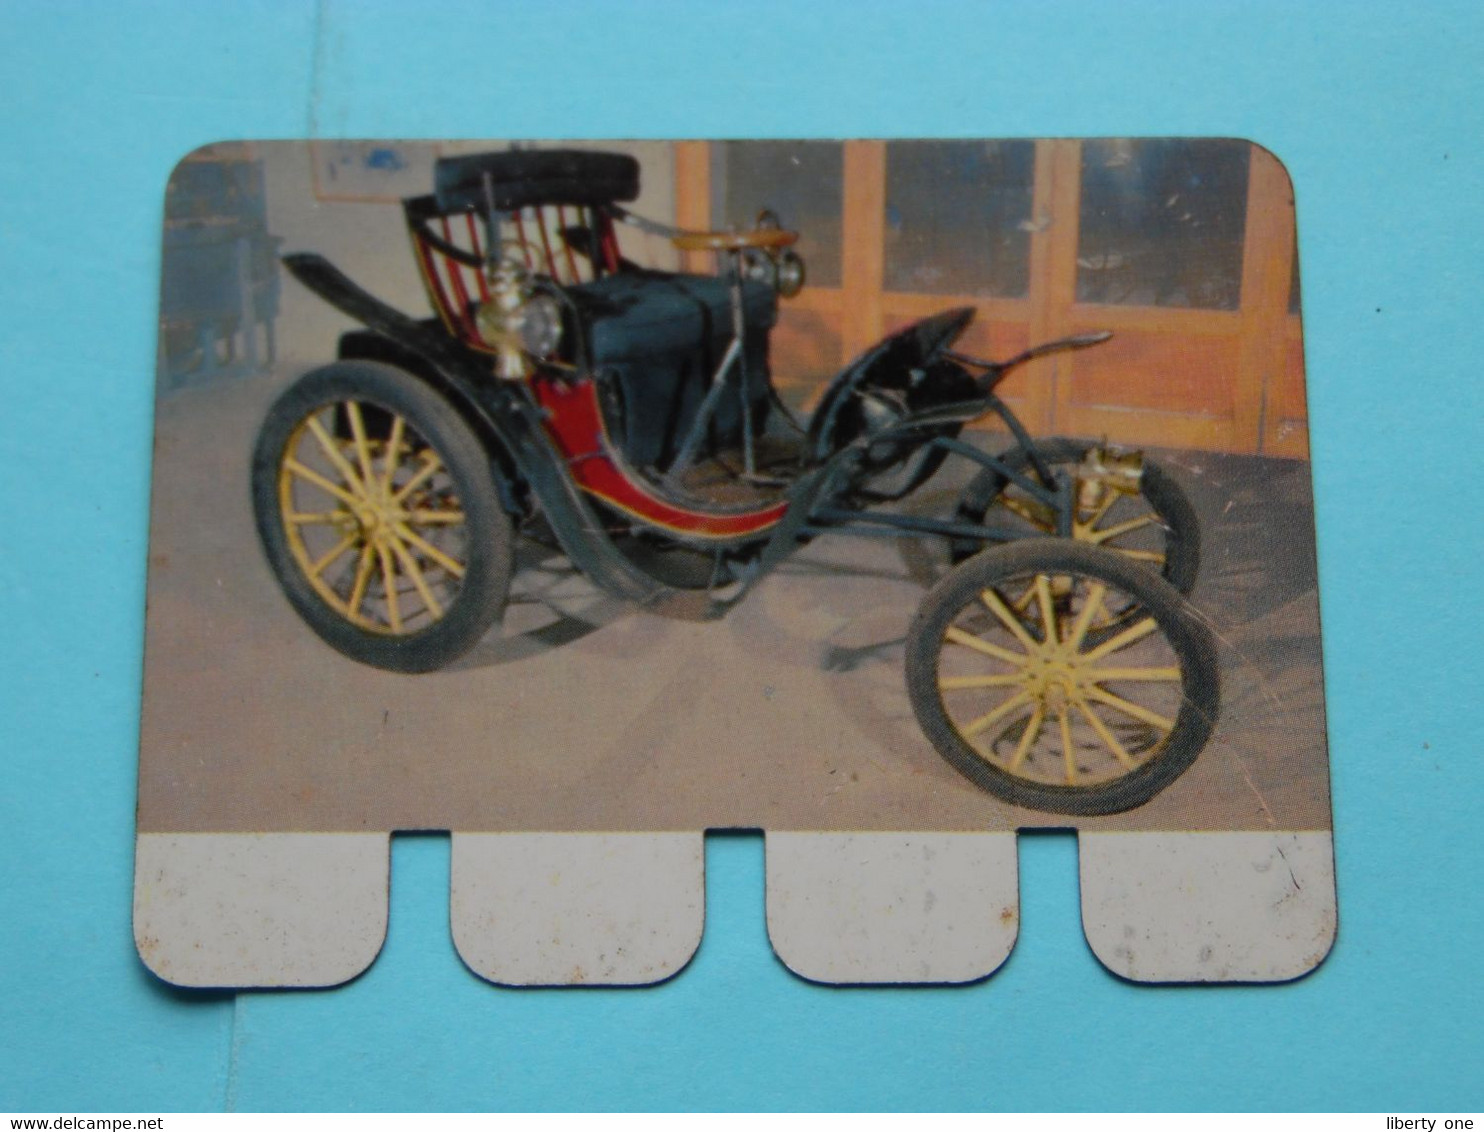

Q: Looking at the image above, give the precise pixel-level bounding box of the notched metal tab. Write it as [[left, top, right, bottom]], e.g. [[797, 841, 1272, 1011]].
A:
[[765, 832, 1019, 984], [133, 832, 389, 988], [450, 832, 704, 986], [1079, 831, 1337, 983]]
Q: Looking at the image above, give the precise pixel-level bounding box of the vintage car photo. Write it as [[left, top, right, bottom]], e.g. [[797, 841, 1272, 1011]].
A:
[[140, 139, 1328, 836]]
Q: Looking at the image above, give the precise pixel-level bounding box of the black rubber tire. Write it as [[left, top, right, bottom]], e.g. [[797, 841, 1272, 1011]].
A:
[[251, 360, 514, 674], [906, 539, 1219, 816], [951, 438, 1200, 599]]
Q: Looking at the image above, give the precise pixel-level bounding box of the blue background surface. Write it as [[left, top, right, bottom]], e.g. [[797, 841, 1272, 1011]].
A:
[[2, 0, 1481, 1112]]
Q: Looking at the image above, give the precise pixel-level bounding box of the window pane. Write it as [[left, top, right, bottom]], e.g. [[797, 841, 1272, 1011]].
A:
[[1077, 139, 1250, 310], [884, 139, 1034, 297], [713, 141, 843, 287]]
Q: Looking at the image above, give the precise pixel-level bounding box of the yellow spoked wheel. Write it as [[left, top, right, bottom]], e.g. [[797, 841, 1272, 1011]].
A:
[[252, 361, 513, 673], [907, 540, 1218, 815], [952, 439, 1200, 636]]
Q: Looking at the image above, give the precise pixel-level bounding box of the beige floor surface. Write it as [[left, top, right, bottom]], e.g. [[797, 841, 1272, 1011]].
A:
[[138, 373, 1331, 834]]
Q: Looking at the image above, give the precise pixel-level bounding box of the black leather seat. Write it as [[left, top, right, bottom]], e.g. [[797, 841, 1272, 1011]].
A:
[[566, 272, 777, 467]]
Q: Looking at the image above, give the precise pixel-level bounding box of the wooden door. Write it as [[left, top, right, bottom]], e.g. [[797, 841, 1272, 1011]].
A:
[[677, 138, 1308, 458]]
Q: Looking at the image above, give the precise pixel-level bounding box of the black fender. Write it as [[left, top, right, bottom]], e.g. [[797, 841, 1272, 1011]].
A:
[[333, 325, 530, 516]]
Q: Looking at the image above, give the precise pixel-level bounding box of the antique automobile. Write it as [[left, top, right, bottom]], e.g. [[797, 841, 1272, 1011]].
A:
[[251, 148, 1218, 816]]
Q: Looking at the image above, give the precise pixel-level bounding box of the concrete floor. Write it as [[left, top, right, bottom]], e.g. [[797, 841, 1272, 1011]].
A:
[[138, 371, 1331, 834]]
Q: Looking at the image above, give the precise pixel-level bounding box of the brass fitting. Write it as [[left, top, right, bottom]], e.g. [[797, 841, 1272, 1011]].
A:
[[1076, 445, 1144, 513], [475, 255, 534, 381]]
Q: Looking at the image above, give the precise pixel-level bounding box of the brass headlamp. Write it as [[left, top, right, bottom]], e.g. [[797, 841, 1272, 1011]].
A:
[[739, 210, 807, 299]]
